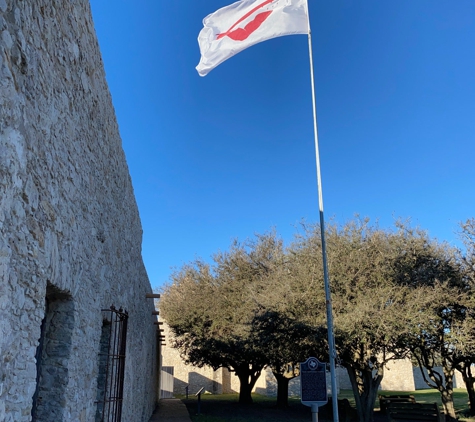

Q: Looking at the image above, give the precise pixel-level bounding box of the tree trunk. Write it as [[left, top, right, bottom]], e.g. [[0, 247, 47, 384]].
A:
[[274, 373, 291, 408], [439, 369, 457, 422], [414, 352, 457, 422], [235, 365, 262, 404], [459, 362, 475, 415], [346, 366, 382, 422], [347, 366, 364, 422], [420, 365, 457, 422], [440, 389, 457, 422], [467, 379, 475, 417], [237, 375, 253, 404]]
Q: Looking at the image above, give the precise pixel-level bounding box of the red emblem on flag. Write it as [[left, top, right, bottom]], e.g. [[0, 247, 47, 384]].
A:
[[217, 0, 275, 41]]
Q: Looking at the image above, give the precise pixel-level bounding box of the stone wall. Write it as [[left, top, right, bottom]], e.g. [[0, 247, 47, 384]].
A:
[[161, 322, 232, 396], [0, 0, 158, 421], [162, 331, 473, 398], [161, 322, 335, 398], [256, 368, 336, 398], [380, 358, 416, 391], [413, 366, 466, 390]]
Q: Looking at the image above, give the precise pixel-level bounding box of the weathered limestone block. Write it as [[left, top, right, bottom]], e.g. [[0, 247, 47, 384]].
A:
[[381, 358, 416, 391]]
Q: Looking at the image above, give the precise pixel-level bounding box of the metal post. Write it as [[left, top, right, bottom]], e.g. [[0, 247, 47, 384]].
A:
[[311, 403, 319, 422], [195, 387, 204, 415], [306, 3, 339, 422]]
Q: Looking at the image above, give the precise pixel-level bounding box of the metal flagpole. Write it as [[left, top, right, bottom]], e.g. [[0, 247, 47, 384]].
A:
[[306, 4, 339, 422]]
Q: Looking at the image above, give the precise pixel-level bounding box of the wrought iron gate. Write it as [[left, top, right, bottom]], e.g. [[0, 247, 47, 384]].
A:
[[98, 306, 128, 422]]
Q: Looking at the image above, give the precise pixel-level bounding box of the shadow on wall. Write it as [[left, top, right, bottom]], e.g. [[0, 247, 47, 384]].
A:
[[189, 372, 221, 395], [173, 369, 234, 396], [173, 374, 188, 397]]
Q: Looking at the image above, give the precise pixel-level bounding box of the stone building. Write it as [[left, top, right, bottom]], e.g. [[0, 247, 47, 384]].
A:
[[161, 321, 467, 398], [0, 1, 158, 421], [160, 322, 240, 398]]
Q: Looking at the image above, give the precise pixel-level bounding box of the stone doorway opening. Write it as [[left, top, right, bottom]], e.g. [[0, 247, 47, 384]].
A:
[[31, 284, 75, 421]]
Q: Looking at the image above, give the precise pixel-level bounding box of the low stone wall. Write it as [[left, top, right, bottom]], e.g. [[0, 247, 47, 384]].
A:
[[160, 321, 469, 399], [413, 366, 466, 390], [0, 1, 158, 420], [161, 322, 269, 396], [161, 323, 227, 396], [381, 358, 416, 391]]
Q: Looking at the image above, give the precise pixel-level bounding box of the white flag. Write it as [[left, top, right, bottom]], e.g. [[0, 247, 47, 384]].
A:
[[196, 0, 309, 77]]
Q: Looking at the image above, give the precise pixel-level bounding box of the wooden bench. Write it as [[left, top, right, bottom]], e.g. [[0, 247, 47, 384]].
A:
[[386, 402, 443, 422], [379, 395, 416, 414]]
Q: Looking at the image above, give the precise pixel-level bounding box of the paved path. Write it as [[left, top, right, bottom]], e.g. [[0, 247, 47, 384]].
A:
[[149, 399, 192, 422]]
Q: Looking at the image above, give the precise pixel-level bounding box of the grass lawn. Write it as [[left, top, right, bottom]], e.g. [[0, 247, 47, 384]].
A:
[[179, 389, 475, 422], [378, 389, 475, 422]]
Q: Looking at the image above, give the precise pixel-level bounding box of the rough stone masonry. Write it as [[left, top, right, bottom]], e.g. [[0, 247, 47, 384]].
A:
[[0, 1, 158, 421]]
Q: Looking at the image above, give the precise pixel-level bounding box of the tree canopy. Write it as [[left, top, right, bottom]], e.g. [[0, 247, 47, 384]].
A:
[[161, 233, 284, 404], [160, 217, 475, 421]]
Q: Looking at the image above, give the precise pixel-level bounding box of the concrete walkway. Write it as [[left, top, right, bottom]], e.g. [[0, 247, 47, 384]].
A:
[[149, 399, 192, 422]]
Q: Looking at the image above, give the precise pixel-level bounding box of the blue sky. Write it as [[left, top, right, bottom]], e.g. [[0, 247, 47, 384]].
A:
[[89, 0, 475, 290]]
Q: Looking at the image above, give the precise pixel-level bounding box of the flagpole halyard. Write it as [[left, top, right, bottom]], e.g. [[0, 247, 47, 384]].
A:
[[306, 5, 340, 422]]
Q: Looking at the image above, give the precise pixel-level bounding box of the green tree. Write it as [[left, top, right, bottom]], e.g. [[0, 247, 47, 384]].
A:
[[250, 310, 319, 408], [290, 220, 418, 422], [392, 225, 465, 422], [454, 218, 475, 415], [459, 218, 475, 286], [161, 233, 283, 404], [403, 282, 468, 422], [247, 234, 331, 407]]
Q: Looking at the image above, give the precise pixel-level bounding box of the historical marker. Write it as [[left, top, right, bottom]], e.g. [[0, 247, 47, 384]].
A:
[[300, 357, 328, 414]]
